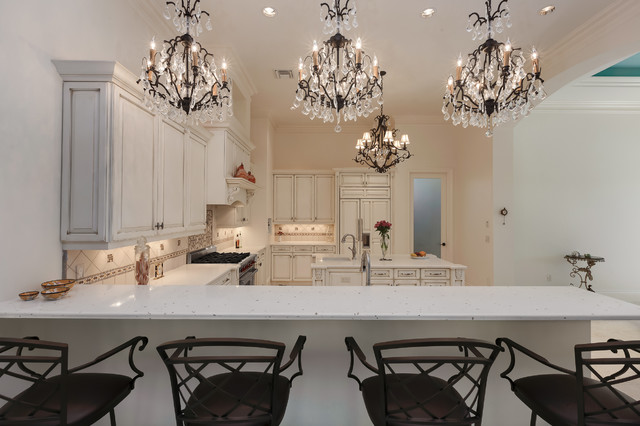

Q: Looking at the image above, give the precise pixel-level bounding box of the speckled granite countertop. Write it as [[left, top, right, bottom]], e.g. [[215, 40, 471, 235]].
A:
[[2, 286, 640, 321]]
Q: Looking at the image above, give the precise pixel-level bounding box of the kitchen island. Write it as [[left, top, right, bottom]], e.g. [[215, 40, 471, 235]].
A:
[[312, 253, 467, 286], [1, 285, 639, 425]]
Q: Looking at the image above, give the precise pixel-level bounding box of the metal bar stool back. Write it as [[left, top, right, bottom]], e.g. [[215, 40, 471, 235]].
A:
[[157, 336, 306, 426], [0, 336, 148, 425], [497, 338, 640, 426], [346, 337, 501, 426]]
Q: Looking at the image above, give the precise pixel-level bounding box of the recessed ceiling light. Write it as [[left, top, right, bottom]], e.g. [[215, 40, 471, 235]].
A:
[[421, 8, 436, 18], [263, 7, 277, 18], [539, 5, 555, 16]]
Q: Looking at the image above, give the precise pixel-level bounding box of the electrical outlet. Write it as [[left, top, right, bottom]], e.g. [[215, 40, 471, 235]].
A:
[[546, 274, 552, 282], [485, 235, 490, 243], [76, 264, 84, 278]]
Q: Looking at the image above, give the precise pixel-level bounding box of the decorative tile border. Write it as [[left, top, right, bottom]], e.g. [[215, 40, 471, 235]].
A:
[[76, 249, 188, 285]]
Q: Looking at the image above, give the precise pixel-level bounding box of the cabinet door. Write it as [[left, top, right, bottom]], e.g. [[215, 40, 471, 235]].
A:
[[274, 175, 294, 222], [294, 175, 314, 222], [271, 253, 292, 282], [339, 199, 360, 255], [292, 254, 313, 281], [314, 175, 334, 222], [158, 120, 186, 234], [186, 132, 207, 230], [339, 173, 365, 186], [112, 88, 157, 240]]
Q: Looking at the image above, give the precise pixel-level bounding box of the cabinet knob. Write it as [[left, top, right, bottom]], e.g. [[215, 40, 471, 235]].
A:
[[160, 222, 164, 230]]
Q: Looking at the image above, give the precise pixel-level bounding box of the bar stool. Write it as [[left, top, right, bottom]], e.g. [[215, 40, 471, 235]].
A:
[[157, 335, 306, 425], [345, 337, 501, 425], [0, 335, 148, 425], [497, 337, 640, 425]]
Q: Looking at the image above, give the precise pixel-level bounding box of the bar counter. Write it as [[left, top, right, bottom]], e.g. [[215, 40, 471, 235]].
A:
[[1, 285, 639, 425]]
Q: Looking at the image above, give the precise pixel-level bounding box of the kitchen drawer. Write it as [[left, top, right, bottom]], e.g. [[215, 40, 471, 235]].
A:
[[364, 187, 391, 198], [370, 279, 393, 286], [421, 280, 449, 287], [314, 245, 336, 253], [394, 269, 419, 279], [371, 269, 392, 279], [340, 187, 366, 198], [272, 245, 292, 252], [293, 245, 314, 253], [421, 269, 450, 279], [210, 270, 233, 286], [394, 279, 420, 286]]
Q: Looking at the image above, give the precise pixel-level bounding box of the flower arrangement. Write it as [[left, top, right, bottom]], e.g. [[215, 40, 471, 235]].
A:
[[374, 220, 392, 260], [374, 220, 392, 236]]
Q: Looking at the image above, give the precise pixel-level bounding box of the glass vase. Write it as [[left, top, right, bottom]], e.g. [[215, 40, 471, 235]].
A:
[[380, 233, 390, 260]]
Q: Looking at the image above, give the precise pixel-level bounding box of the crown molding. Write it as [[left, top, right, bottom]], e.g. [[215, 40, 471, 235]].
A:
[[574, 77, 640, 88], [536, 100, 640, 112]]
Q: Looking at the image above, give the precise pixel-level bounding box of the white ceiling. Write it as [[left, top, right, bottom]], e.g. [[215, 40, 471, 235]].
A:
[[140, 0, 620, 127]]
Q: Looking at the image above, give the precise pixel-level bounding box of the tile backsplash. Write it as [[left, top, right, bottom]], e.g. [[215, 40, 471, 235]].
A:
[[66, 205, 243, 285], [273, 224, 334, 243]]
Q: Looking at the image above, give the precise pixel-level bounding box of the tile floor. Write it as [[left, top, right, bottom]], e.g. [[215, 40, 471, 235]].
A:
[[591, 320, 640, 399]]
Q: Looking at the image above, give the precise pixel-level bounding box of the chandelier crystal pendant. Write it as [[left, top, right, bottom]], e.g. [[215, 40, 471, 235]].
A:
[[138, 0, 232, 124], [354, 80, 411, 173], [442, 0, 546, 137], [293, 0, 383, 132]]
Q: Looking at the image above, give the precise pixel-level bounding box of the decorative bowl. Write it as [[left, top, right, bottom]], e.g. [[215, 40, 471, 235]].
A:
[[19, 291, 40, 301], [41, 279, 76, 290], [41, 287, 70, 301]]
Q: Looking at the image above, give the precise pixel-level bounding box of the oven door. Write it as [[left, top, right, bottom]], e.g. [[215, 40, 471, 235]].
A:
[[239, 267, 257, 286]]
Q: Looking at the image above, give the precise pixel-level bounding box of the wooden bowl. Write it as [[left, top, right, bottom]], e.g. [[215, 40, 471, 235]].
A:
[[41, 287, 70, 301], [19, 291, 39, 301], [41, 279, 76, 290]]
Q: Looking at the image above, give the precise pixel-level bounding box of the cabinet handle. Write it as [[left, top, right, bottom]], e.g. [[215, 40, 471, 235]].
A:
[[431, 272, 443, 276], [160, 222, 164, 230], [155, 222, 160, 230]]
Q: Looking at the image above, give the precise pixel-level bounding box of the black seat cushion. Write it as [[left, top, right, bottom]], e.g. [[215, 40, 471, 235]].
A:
[[513, 374, 640, 425], [183, 372, 291, 426], [0, 373, 132, 425], [361, 373, 473, 426]]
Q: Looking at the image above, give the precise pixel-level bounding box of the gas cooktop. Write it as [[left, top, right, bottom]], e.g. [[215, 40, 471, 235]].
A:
[[190, 252, 251, 264]]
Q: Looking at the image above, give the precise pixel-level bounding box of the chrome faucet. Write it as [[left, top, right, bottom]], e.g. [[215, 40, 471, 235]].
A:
[[361, 250, 371, 286], [341, 233, 357, 260]]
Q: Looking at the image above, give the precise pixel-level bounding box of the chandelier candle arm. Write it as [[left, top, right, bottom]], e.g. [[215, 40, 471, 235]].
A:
[[138, 0, 232, 124], [443, 0, 546, 136]]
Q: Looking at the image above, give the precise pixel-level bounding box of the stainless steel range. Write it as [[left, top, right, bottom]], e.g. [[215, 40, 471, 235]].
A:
[[187, 246, 257, 286]]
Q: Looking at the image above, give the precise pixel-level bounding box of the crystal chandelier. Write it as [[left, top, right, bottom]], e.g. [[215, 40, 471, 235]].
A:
[[354, 83, 411, 173], [138, 0, 232, 124], [293, 0, 383, 132], [442, 0, 546, 137]]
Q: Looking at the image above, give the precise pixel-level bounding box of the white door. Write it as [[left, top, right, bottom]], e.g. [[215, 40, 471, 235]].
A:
[[410, 171, 453, 260], [292, 254, 313, 281], [294, 175, 314, 222], [186, 133, 207, 230], [158, 120, 185, 234], [314, 175, 334, 222], [339, 199, 360, 255], [273, 175, 294, 222], [112, 89, 156, 240], [363, 199, 391, 256], [271, 254, 292, 282]]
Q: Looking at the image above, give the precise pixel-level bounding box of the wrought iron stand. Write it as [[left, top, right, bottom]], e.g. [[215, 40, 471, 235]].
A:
[[564, 253, 605, 292]]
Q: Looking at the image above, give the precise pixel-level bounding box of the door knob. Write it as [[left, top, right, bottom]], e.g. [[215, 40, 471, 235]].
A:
[[441, 242, 446, 247]]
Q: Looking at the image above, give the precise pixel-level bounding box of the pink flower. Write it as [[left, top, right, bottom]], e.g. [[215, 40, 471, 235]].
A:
[[374, 220, 392, 235]]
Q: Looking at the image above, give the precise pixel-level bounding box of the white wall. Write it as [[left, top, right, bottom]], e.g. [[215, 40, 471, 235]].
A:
[[273, 121, 493, 285], [508, 80, 640, 300], [0, 1, 156, 299]]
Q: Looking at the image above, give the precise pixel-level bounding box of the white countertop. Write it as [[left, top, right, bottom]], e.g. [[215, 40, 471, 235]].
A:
[[3, 285, 640, 321], [151, 264, 237, 286], [312, 254, 466, 269], [271, 241, 335, 246]]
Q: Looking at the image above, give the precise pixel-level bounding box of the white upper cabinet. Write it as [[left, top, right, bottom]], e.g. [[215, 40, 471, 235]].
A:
[[273, 173, 334, 223], [273, 175, 294, 222], [56, 61, 208, 249], [206, 129, 257, 207]]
